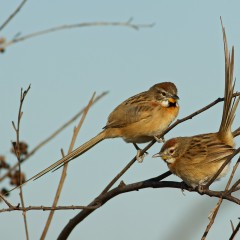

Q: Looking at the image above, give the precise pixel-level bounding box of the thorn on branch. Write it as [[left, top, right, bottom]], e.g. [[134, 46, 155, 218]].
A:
[[118, 180, 126, 188], [12, 121, 17, 131]]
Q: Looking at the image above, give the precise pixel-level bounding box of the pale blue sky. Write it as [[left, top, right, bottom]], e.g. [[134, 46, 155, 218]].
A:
[[1, 1, 240, 239]]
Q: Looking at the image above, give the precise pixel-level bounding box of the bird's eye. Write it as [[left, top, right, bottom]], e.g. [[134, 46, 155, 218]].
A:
[[169, 149, 174, 154], [161, 92, 166, 96]]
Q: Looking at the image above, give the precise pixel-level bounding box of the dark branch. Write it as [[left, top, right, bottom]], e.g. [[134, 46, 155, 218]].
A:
[[0, 0, 28, 31]]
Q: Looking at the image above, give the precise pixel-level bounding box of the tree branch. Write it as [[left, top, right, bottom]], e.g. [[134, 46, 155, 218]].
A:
[[57, 178, 240, 239], [230, 220, 240, 240], [0, 0, 28, 32], [12, 85, 31, 240], [0, 19, 154, 51]]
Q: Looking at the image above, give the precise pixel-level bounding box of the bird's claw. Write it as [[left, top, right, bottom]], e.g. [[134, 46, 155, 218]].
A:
[[136, 150, 148, 163], [197, 184, 208, 194], [154, 136, 165, 143]]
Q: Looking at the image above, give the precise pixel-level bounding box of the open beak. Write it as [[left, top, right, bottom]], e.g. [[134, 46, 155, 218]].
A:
[[168, 94, 179, 103]]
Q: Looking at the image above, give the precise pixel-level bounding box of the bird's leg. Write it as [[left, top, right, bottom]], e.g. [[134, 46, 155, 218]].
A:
[[133, 143, 148, 163], [197, 178, 209, 194], [154, 135, 165, 143]]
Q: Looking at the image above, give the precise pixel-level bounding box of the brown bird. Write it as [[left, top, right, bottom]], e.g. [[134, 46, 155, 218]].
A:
[[153, 29, 239, 188], [29, 82, 179, 181]]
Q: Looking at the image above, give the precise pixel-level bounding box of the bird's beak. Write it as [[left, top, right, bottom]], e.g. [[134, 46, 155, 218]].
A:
[[168, 94, 179, 103], [152, 152, 162, 158], [152, 152, 168, 161]]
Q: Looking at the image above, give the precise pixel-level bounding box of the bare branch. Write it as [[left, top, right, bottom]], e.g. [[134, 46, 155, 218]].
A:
[[2, 179, 239, 214], [201, 198, 223, 240], [0, 0, 28, 32], [230, 220, 235, 232], [0, 204, 101, 213], [0, 193, 14, 208], [230, 220, 240, 240], [1, 19, 154, 51], [201, 156, 240, 239], [12, 85, 30, 240], [57, 178, 240, 239]]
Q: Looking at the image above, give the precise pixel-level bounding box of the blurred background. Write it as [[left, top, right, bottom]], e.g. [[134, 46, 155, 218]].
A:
[[1, 1, 240, 239]]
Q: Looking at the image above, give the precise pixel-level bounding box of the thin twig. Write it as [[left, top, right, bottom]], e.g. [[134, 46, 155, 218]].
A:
[[12, 85, 31, 240], [0, 193, 14, 208], [40, 93, 96, 240], [229, 177, 240, 193], [201, 199, 223, 240], [201, 156, 240, 240], [1, 19, 154, 50], [230, 220, 240, 240], [0, 204, 101, 213], [230, 220, 235, 232], [0, 0, 28, 31], [0, 91, 108, 183]]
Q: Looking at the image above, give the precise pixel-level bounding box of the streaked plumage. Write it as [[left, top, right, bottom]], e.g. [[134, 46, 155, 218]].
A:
[[153, 27, 239, 188]]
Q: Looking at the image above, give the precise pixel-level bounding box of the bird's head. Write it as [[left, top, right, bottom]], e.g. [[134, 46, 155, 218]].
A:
[[150, 82, 179, 107], [152, 138, 179, 164]]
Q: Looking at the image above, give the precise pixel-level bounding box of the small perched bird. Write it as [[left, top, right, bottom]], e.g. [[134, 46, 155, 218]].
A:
[[153, 28, 239, 188], [29, 82, 179, 181]]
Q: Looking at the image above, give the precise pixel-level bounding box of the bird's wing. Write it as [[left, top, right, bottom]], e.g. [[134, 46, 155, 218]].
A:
[[186, 134, 234, 166], [104, 92, 156, 129]]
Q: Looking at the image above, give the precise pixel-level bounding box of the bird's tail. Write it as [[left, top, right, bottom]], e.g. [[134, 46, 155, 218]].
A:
[[218, 23, 239, 138], [8, 130, 107, 193]]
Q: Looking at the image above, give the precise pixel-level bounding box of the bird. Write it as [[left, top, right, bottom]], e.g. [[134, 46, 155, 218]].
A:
[[28, 82, 180, 181], [152, 29, 239, 188]]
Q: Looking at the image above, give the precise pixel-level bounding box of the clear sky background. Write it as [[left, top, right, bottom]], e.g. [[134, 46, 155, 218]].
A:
[[1, 1, 240, 239]]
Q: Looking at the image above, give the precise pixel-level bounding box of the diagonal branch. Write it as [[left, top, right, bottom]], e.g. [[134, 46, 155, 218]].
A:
[[201, 156, 240, 240], [230, 220, 240, 240], [0, 0, 28, 32]]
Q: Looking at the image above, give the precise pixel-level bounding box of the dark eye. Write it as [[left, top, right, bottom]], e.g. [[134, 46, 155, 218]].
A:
[[169, 149, 174, 154], [161, 92, 166, 96]]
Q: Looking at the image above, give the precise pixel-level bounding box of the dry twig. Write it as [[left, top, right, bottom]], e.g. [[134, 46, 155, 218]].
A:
[[0, 0, 28, 31], [230, 220, 240, 240], [0, 204, 100, 213], [0, 18, 154, 51], [12, 85, 31, 240]]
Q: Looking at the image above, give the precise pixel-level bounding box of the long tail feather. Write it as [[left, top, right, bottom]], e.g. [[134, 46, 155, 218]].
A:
[[7, 131, 106, 193], [219, 22, 240, 135]]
